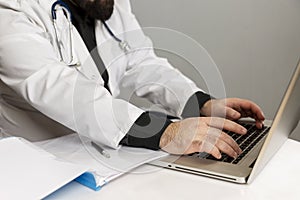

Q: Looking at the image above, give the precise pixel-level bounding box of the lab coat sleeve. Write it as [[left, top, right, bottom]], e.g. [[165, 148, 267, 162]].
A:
[[122, 45, 206, 117], [118, 1, 206, 117], [0, 7, 144, 148]]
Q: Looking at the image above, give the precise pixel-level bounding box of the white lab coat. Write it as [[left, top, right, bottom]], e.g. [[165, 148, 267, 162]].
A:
[[0, 0, 203, 148]]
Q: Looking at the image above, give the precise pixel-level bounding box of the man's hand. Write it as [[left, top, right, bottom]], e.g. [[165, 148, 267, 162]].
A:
[[200, 98, 265, 129], [159, 98, 265, 158], [159, 117, 247, 159]]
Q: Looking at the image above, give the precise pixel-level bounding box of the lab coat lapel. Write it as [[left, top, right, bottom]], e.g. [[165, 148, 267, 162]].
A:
[[40, 0, 103, 83]]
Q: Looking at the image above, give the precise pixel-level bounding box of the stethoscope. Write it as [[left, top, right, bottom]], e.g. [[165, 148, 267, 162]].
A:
[[51, 0, 131, 67]]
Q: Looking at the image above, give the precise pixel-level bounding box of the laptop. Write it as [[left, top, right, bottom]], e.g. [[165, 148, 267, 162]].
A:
[[150, 59, 300, 184]]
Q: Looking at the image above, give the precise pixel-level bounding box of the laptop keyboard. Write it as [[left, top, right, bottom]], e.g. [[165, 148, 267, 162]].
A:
[[194, 122, 270, 164]]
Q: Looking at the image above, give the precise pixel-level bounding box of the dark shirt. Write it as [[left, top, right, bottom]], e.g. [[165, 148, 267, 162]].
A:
[[63, 0, 212, 150], [68, 2, 111, 93]]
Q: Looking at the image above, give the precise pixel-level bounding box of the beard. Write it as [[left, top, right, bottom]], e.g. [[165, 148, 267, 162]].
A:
[[76, 0, 114, 21]]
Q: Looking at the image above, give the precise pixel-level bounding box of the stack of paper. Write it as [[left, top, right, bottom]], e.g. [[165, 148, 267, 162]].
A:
[[0, 137, 88, 199], [35, 133, 168, 191]]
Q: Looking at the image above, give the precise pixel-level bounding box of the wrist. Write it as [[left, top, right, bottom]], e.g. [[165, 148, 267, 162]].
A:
[[121, 111, 172, 150], [159, 123, 177, 150], [181, 92, 213, 118], [200, 99, 213, 116]]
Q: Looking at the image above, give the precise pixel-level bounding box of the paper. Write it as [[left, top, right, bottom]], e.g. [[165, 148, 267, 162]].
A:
[[0, 137, 88, 200], [35, 133, 169, 190]]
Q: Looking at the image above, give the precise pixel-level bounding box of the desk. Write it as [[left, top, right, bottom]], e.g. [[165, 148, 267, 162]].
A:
[[46, 139, 300, 200]]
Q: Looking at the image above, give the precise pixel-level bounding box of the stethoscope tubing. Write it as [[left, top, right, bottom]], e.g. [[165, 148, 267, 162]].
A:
[[51, 0, 130, 67]]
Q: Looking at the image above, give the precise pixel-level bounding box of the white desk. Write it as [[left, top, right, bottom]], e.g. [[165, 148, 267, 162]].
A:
[[46, 139, 300, 200]]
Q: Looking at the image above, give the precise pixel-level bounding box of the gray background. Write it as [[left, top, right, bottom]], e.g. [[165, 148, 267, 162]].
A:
[[130, 0, 300, 139]]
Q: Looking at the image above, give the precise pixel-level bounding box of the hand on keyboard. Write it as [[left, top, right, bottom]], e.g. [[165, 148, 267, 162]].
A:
[[159, 117, 247, 159], [200, 98, 265, 129], [160, 98, 265, 159]]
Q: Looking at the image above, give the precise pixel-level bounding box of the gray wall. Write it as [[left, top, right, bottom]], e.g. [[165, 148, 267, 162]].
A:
[[130, 0, 300, 139]]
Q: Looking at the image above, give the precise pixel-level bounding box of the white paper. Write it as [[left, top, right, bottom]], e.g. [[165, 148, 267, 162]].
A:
[[0, 137, 88, 200], [35, 133, 169, 187]]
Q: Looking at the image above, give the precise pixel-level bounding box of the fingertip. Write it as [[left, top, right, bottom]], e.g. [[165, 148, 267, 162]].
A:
[[241, 127, 248, 134], [228, 109, 241, 120], [258, 114, 265, 121], [233, 111, 241, 119], [233, 152, 238, 159], [256, 121, 264, 129], [211, 149, 222, 159], [238, 147, 242, 155], [255, 109, 265, 121], [237, 124, 247, 134]]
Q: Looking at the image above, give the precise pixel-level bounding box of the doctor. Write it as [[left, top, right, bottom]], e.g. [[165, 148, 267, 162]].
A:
[[0, 0, 264, 159]]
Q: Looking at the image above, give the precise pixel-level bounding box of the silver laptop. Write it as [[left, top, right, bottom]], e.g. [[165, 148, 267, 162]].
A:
[[150, 59, 300, 184]]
